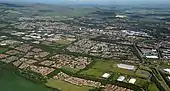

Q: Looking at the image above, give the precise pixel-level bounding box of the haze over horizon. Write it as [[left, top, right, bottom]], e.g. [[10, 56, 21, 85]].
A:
[[1, 0, 170, 5]]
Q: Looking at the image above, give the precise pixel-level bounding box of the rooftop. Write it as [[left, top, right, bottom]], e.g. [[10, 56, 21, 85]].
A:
[[128, 78, 136, 84], [117, 76, 125, 82], [117, 64, 135, 70], [102, 73, 111, 78], [164, 68, 170, 74]]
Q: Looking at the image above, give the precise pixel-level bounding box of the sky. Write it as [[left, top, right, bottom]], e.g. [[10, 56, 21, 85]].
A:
[[1, 0, 170, 5]]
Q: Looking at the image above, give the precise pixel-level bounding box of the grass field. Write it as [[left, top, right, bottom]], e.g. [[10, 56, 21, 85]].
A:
[[135, 69, 151, 78], [61, 66, 80, 73], [0, 69, 54, 91], [80, 60, 137, 77], [135, 78, 149, 87], [112, 64, 136, 76], [80, 60, 114, 77], [46, 79, 92, 91], [148, 83, 160, 91], [54, 39, 73, 45], [0, 47, 8, 53]]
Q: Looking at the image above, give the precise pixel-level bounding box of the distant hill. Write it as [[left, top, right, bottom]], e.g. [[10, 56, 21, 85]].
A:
[[0, 3, 25, 7]]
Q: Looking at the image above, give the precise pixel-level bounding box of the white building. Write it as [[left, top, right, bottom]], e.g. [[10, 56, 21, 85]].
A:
[[129, 78, 136, 84], [117, 64, 136, 70], [102, 73, 111, 78], [164, 68, 170, 74], [117, 76, 125, 81], [115, 15, 127, 18], [146, 56, 159, 59], [168, 76, 170, 80]]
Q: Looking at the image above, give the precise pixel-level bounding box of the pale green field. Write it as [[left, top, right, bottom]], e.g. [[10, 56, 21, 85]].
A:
[[46, 79, 93, 91], [54, 40, 73, 45], [148, 83, 160, 91], [80, 60, 136, 77]]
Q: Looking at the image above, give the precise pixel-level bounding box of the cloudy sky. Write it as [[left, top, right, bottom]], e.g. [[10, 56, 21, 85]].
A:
[[1, 0, 170, 5]]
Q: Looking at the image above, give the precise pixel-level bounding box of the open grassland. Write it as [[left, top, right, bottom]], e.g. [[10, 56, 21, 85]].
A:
[[0, 47, 8, 53], [46, 79, 92, 91], [135, 78, 149, 88], [148, 83, 160, 91], [0, 69, 54, 91], [80, 60, 114, 77], [135, 69, 151, 78], [54, 39, 73, 45], [81, 60, 151, 79], [80, 60, 137, 77], [61, 66, 80, 74]]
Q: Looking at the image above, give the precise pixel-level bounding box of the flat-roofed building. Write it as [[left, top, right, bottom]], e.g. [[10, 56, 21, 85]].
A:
[[102, 73, 111, 78], [128, 78, 136, 84], [117, 76, 125, 82], [164, 68, 170, 74], [117, 64, 136, 70], [168, 76, 170, 80]]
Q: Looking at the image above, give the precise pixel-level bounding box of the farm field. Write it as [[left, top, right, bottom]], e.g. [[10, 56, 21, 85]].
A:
[[46, 79, 93, 91], [0, 69, 54, 91]]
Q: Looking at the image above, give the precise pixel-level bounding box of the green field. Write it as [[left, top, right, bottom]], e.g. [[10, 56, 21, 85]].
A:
[[46, 79, 93, 91], [80, 60, 136, 77], [80, 60, 114, 77], [135, 78, 149, 88], [54, 39, 73, 45], [61, 66, 80, 74], [135, 69, 151, 78], [0, 47, 8, 53], [148, 83, 160, 91], [0, 69, 54, 91]]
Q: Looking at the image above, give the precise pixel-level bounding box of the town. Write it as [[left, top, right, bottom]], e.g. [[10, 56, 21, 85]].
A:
[[0, 2, 170, 91]]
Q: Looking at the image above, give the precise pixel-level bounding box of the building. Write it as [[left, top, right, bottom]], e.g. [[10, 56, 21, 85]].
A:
[[117, 64, 135, 70], [141, 49, 159, 59], [102, 73, 111, 78], [115, 15, 127, 18], [128, 78, 136, 84], [164, 68, 170, 74], [117, 76, 125, 81], [146, 56, 159, 59], [167, 76, 170, 80]]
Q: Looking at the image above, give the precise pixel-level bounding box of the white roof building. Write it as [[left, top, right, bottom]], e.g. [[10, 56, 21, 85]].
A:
[[164, 68, 170, 74], [117, 76, 125, 82], [129, 78, 136, 84], [115, 15, 127, 18], [117, 64, 135, 70], [0, 43, 7, 46], [102, 73, 111, 78], [168, 76, 170, 80], [146, 56, 158, 59]]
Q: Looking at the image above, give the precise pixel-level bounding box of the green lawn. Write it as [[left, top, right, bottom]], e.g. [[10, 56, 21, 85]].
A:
[[135, 78, 149, 88], [135, 69, 151, 78], [0, 69, 54, 91], [61, 66, 80, 74], [148, 83, 159, 91], [46, 79, 93, 91], [81, 69, 104, 77], [80, 60, 136, 77], [0, 47, 8, 53], [112, 64, 136, 76], [80, 60, 114, 77], [54, 39, 73, 45]]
